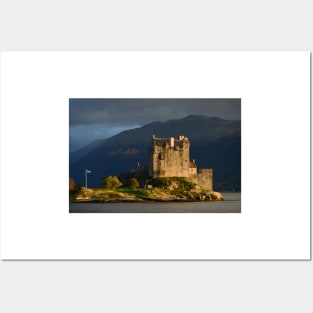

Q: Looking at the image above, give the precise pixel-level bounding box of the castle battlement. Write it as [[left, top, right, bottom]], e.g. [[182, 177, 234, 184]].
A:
[[148, 135, 213, 191], [151, 134, 189, 149], [198, 168, 213, 174]]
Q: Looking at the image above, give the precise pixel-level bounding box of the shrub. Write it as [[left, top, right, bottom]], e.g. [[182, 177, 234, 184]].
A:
[[69, 177, 82, 197], [69, 177, 76, 191], [128, 177, 140, 189], [102, 176, 122, 190]]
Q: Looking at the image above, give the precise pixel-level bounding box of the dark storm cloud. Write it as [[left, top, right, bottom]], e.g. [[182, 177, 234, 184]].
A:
[[69, 98, 241, 151], [69, 98, 241, 126]]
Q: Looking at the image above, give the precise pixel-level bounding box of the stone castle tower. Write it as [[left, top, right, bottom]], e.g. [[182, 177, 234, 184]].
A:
[[148, 135, 213, 191]]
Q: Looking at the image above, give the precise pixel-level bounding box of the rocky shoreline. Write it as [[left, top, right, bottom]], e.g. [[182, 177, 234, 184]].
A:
[[71, 191, 224, 204]]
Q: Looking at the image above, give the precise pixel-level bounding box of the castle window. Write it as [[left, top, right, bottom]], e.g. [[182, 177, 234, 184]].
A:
[[159, 153, 164, 160]]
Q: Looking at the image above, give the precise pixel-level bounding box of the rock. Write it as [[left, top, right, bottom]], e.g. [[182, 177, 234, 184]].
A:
[[209, 191, 224, 200]]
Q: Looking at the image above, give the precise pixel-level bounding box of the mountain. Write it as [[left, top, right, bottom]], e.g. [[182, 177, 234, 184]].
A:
[[69, 115, 241, 191], [103, 115, 240, 146], [70, 138, 107, 164]]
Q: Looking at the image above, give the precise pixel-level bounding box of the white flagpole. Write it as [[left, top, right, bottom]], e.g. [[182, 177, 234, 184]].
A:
[[85, 169, 91, 189], [85, 169, 87, 189]]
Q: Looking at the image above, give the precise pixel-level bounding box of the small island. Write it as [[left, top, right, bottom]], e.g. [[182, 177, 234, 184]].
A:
[[70, 135, 224, 204], [71, 176, 224, 203]]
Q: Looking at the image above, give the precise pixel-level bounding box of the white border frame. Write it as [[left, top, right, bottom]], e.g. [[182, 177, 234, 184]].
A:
[[0, 52, 310, 259]]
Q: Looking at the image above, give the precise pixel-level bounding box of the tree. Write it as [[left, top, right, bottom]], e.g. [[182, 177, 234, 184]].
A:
[[102, 176, 122, 190], [69, 177, 76, 191], [69, 177, 82, 199], [128, 177, 140, 189]]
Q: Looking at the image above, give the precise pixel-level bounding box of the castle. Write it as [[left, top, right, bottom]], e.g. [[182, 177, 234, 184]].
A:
[[148, 135, 213, 191]]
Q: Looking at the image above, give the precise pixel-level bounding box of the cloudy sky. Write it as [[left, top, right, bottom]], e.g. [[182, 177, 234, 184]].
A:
[[69, 98, 241, 151]]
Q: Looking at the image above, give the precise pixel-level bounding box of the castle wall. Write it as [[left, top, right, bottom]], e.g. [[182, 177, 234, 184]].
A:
[[149, 136, 190, 177], [189, 167, 197, 175], [192, 169, 213, 192]]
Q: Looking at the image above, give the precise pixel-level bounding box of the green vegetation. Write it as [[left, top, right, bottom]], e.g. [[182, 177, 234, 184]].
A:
[[152, 177, 196, 191], [128, 177, 140, 189], [71, 186, 223, 203], [102, 176, 122, 190], [116, 187, 143, 196], [70, 176, 223, 203], [69, 177, 82, 198]]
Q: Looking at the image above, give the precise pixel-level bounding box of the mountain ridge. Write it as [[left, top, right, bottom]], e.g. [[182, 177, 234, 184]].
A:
[[69, 115, 241, 190]]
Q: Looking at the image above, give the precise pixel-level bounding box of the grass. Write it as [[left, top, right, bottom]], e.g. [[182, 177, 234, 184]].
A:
[[116, 187, 145, 196]]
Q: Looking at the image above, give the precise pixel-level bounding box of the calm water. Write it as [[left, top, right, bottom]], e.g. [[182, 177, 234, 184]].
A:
[[69, 192, 241, 213]]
